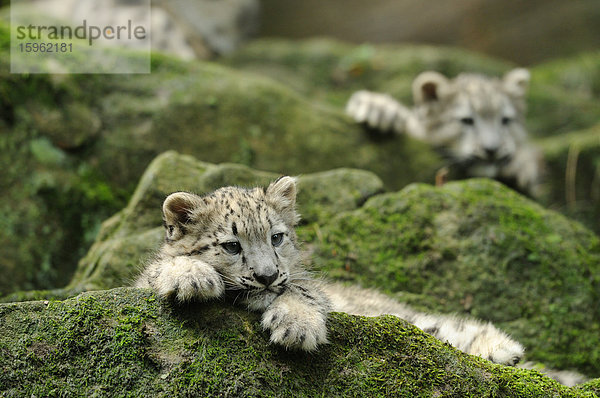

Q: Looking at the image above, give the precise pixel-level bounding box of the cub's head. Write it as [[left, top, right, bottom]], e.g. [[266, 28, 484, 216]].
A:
[[160, 176, 301, 305], [412, 68, 530, 170]]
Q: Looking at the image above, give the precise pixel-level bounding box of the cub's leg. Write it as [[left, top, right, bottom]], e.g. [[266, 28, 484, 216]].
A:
[[346, 90, 412, 133], [500, 144, 543, 197], [409, 313, 524, 366], [260, 282, 331, 351], [326, 283, 523, 365], [136, 256, 224, 302]]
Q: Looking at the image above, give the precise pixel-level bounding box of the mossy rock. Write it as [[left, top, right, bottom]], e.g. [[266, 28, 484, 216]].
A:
[[304, 178, 600, 376], [224, 38, 511, 108], [65, 151, 383, 293], [1, 287, 597, 397]]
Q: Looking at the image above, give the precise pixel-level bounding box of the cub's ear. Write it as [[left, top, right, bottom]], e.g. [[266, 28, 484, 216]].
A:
[[503, 68, 530, 98], [265, 176, 300, 225], [412, 71, 451, 104], [162, 192, 203, 241]]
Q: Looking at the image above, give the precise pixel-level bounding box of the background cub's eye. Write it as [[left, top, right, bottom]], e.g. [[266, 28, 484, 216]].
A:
[[221, 241, 241, 255], [460, 117, 475, 126], [271, 233, 284, 247], [501, 116, 512, 125]]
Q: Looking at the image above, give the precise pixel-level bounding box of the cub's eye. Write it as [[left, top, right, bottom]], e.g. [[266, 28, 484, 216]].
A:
[[501, 116, 512, 126], [271, 233, 284, 247], [460, 117, 475, 126], [221, 241, 241, 255]]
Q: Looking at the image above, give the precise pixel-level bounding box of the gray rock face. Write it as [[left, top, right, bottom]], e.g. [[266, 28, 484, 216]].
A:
[[157, 0, 260, 56], [8, 0, 259, 59]]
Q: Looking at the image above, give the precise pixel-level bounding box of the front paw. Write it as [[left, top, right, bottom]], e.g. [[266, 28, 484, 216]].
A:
[[345, 90, 402, 132], [261, 302, 328, 351], [158, 257, 224, 302], [486, 338, 525, 366], [469, 326, 524, 366]]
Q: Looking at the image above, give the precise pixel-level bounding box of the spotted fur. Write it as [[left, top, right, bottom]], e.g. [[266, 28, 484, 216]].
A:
[[346, 69, 543, 196], [136, 177, 330, 351]]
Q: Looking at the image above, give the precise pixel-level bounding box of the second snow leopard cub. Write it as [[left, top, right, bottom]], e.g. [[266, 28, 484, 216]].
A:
[[346, 69, 542, 196], [136, 176, 524, 365]]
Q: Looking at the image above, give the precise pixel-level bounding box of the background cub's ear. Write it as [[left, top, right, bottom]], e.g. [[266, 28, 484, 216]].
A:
[[412, 71, 451, 104], [503, 68, 530, 98], [265, 176, 300, 225], [162, 192, 204, 241]]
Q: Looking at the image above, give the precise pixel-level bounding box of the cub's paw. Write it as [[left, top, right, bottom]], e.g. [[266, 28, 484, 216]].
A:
[[469, 325, 524, 366], [157, 257, 224, 302], [486, 339, 525, 366], [261, 302, 328, 351], [345, 90, 404, 132]]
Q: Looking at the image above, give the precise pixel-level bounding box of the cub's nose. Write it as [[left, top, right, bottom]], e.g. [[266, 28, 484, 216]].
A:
[[484, 147, 498, 159], [254, 271, 278, 287]]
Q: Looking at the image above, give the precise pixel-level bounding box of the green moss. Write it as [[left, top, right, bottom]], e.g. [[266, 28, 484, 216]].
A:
[[7, 31, 597, 297], [224, 39, 600, 141], [578, 378, 600, 396], [35, 153, 600, 382], [1, 288, 595, 397], [224, 38, 511, 108]]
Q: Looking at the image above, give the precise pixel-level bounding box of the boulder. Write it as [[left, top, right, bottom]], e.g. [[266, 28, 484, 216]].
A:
[[225, 39, 600, 234], [257, 0, 600, 66], [1, 287, 598, 397], [223, 38, 600, 139], [3, 151, 600, 391]]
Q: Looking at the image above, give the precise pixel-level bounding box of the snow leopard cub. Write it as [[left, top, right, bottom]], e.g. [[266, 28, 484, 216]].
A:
[[135, 176, 524, 365], [346, 69, 543, 196]]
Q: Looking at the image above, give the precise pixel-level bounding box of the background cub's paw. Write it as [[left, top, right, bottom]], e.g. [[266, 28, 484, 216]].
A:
[[345, 90, 403, 132], [157, 257, 224, 302], [261, 303, 328, 351]]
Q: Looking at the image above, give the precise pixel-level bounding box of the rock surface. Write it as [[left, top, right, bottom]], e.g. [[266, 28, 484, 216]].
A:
[[1, 23, 441, 295], [258, 0, 600, 66], [3, 287, 598, 397]]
